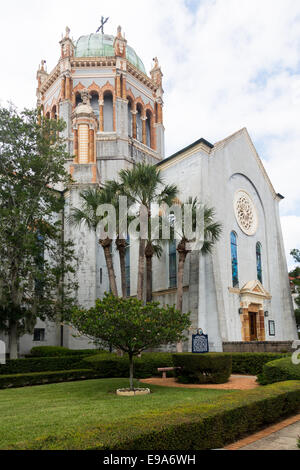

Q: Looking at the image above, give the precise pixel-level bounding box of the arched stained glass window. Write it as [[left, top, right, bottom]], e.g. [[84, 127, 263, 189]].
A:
[[231, 232, 239, 288], [256, 242, 263, 284]]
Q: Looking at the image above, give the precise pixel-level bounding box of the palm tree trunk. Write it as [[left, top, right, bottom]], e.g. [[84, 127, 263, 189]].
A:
[[9, 320, 18, 359], [176, 238, 189, 353], [101, 239, 118, 297], [145, 241, 154, 303], [137, 239, 146, 301], [116, 237, 127, 298]]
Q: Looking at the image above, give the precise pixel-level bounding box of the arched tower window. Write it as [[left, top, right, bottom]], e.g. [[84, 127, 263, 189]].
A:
[[146, 110, 152, 148], [75, 93, 82, 107], [103, 92, 114, 132], [231, 232, 239, 288], [256, 242, 263, 284], [127, 99, 133, 137], [90, 93, 99, 119], [136, 104, 143, 143], [169, 240, 177, 288]]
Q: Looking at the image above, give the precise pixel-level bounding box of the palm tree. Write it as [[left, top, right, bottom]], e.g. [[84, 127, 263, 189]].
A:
[[116, 163, 178, 302], [69, 187, 118, 297], [175, 198, 222, 352], [145, 239, 163, 303], [103, 180, 135, 299]]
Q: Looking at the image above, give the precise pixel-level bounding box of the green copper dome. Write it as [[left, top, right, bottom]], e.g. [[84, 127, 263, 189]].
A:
[[75, 34, 147, 74]]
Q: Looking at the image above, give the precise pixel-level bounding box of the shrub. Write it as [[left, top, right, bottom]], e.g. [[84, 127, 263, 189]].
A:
[[0, 370, 99, 390], [19, 381, 300, 450], [172, 353, 232, 384], [29, 346, 102, 357], [84, 352, 174, 379], [227, 353, 289, 376], [258, 357, 300, 385], [0, 356, 89, 375]]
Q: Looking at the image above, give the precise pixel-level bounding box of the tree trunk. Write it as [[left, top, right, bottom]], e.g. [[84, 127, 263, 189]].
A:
[[116, 237, 127, 298], [129, 354, 134, 391], [176, 238, 189, 353], [9, 321, 18, 359], [101, 238, 118, 297], [137, 239, 146, 301], [145, 241, 154, 303]]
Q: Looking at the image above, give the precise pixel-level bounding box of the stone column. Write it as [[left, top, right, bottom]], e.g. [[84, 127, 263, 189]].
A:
[[73, 128, 78, 163], [258, 309, 266, 341], [116, 75, 121, 98], [89, 128, 94, 163], [122, 76, 127, 99], [142, 116, 147, 145], [66, 75, 72, 100], [157, 103, 163, 124], [61, 76, 66, 101], [242, 308, 250, 342], [99, 100, 104, 132], [132, 111, 137, 139]]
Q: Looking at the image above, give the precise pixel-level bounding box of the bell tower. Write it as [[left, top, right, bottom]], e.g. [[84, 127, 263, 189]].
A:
[[36, 25, 165, 186]]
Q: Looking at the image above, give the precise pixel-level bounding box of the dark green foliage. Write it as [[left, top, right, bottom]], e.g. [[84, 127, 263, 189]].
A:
[[172, 353, 232, 384], [0, 369, 99, 390], [258, 357, 300, 385], [0, 105, 77, 358], [29, 346, 103, 357], [83, 352, 174, 379], [19, 382, 300, 450], [228, 353, 289, 375], [0, 356, 89, 375]]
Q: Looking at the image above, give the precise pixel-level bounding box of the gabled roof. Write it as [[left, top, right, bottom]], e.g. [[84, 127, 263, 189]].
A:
[[213, 127, 279, 200]]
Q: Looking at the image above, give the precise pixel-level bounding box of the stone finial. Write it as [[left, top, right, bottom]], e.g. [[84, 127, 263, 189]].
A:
[[117, 26, 123, 38], [114, 25, 127, 58], [152, 57, 159, 69], [150, 57, 163, 86], [65, 26, 70, 38]]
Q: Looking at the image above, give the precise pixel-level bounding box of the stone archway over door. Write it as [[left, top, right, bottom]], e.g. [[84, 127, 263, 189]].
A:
[[239, 281, 271, 342]]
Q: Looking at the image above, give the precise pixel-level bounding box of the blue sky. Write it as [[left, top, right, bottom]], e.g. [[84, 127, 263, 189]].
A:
[[0, 0, 299, 269]]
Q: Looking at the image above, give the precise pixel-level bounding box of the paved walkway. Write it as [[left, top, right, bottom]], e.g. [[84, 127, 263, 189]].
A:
[[141, 375, 258, 390], [225, 414, 300, 450]]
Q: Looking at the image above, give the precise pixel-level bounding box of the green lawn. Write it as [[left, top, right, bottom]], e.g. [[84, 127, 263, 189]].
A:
[[0, 378, 231, 449]]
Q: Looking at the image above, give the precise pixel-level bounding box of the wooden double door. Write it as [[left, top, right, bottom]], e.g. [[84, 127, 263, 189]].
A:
[[249, 312, 258, 341]]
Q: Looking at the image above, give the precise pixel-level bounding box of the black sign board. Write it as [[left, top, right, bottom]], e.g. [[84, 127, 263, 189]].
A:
[[192, 331, 209, 354]]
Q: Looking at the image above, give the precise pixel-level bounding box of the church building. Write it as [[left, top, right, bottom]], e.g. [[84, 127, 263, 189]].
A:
[[11, 25, 298, 355]]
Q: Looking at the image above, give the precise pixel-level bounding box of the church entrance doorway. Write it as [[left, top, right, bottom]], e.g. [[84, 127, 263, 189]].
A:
[[249, 312, 258, 341]]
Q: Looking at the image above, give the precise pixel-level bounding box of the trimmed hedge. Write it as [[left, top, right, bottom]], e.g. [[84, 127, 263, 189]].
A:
[[84, 353, 174, 379], [173, 353, 232, 384], [29, 346, 102, 357], [258, 357, 300, 385], [228, 353, 289, 376], [0, 369, 99, 390], [0, 356, 89, 375], [17, 381, 300, 450]]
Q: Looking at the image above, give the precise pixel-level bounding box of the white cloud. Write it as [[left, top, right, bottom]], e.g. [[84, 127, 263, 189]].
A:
[[0, 0, 299, 259]]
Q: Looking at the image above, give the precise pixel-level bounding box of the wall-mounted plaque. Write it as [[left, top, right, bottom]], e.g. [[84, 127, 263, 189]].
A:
[[192, 332, 209, 354], [269, 320, 275, 337]]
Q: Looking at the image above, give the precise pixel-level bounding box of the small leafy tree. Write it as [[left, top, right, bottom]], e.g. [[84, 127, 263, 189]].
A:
[[71, 294, 191, 391]]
